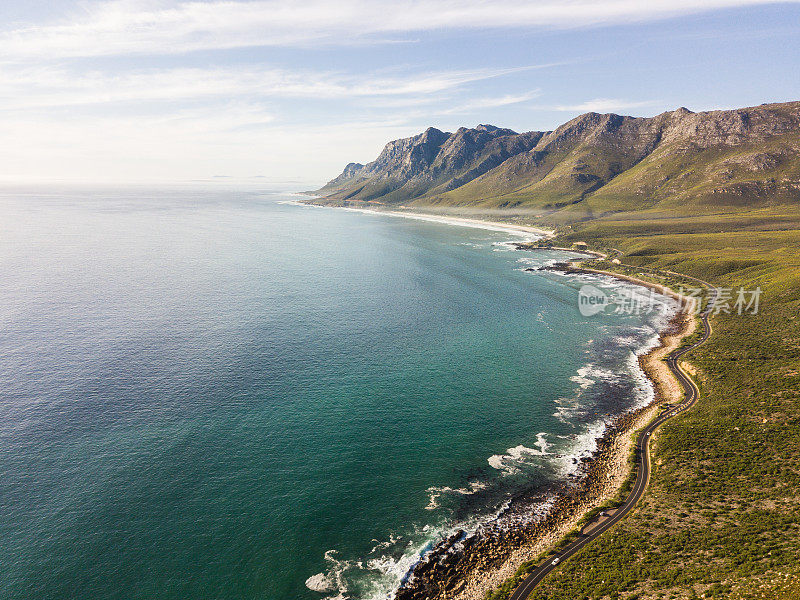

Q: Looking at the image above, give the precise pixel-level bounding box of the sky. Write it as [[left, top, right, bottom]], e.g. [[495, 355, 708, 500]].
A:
[[1, 0, 799, 187]]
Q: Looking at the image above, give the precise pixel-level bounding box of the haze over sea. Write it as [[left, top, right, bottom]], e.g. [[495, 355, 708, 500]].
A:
[[0, 188, 674, 600]]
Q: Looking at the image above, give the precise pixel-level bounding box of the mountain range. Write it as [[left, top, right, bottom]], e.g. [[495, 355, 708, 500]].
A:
[[310, 101, 800, 224]]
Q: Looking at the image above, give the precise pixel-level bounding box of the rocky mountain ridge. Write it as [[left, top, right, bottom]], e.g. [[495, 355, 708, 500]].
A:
[[310, 100, 800, 222]]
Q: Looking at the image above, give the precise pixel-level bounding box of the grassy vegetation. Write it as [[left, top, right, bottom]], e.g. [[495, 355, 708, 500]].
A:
[[493, 207, 800, 599]]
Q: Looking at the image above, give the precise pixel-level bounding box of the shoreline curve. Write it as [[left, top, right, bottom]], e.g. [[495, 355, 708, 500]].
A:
[[297, 200, 703, 600]]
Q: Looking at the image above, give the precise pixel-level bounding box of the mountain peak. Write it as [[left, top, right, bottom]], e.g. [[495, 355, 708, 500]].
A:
[[311, 100, 800, 214], [312, 122, 543, 202]]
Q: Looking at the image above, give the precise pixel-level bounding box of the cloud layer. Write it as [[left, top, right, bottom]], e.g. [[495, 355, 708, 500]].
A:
[[0, 0, 790, 59], [0, 64, 540, 111]]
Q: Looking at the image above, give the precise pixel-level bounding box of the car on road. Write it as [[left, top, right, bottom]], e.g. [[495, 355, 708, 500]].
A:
[[551, 557, 560, 565]]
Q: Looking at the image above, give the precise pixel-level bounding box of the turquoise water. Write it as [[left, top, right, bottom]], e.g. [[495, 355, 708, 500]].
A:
[[0, 188, 672, 600]]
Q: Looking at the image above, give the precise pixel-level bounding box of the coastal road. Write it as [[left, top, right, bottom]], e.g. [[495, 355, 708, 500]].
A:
[[509, 287, 716, 600]]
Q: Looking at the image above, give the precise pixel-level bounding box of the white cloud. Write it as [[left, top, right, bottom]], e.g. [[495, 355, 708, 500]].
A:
[[0, 45, 551, 183], [552, 98, 659, 113], [0, 0, 792, 59], [0, 64, 538, 111], [441, 90, 542, 114]]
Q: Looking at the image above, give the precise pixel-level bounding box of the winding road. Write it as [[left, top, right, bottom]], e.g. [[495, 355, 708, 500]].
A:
[[508, 279, 716, 600]]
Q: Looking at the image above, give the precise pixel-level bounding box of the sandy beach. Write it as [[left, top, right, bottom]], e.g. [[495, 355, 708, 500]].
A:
[[297, 200, 555, 238]]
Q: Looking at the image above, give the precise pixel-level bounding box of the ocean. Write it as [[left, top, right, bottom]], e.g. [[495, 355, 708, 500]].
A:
[[0, 187, 674, 600]]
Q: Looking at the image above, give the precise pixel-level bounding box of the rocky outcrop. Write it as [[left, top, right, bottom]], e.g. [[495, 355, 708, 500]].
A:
[[394, 406, 651, 600], [311, 124, 542, 204]]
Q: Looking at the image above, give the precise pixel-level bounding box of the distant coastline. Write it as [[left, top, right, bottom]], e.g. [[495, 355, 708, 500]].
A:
[[296, 197, 554, 239]]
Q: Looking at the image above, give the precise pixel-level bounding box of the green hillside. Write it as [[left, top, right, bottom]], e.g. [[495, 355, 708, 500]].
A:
[[484, 205, 800, 600], [311, 101, 800, 225]]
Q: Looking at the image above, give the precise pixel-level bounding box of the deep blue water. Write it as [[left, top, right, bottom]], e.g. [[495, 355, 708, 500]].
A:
[[0, 188, 672, 600]]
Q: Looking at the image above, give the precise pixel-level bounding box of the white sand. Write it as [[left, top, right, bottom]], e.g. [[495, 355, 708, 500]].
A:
[[296, 199, 554, 238]]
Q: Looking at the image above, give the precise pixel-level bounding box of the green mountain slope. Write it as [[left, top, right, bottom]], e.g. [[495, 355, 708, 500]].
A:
[[313, 124, 542, 205], [311, 101, 800, 223]]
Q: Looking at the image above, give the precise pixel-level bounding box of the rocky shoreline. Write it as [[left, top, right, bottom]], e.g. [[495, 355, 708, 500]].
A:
[[394, 263, 696, 600]]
